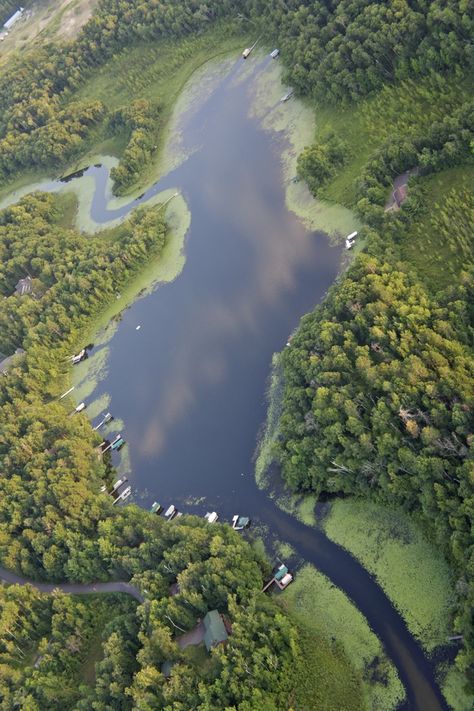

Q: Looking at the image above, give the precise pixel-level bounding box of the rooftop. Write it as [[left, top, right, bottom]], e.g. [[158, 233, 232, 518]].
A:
[[203, 610, 228, 651]]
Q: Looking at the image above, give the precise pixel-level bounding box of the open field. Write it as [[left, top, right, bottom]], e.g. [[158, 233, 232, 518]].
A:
[[0, 0, 98, 65]]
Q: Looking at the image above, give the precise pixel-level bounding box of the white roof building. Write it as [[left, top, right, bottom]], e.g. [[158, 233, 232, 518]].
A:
[[4, 7, 24, 30]]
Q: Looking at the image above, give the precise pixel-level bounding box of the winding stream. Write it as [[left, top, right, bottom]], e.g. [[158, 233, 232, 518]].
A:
[[3, 54, 448, 710]]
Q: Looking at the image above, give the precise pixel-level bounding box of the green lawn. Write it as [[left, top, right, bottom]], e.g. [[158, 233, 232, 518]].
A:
[[280, 564, 405, 711], [323, 499, 456, 652]]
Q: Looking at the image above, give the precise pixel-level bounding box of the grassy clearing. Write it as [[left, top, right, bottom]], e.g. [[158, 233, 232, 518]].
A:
[[398, 166, 474, 290], [323, 499, 456, 652], [310, 74, 471, 208], [280, 564, 405, 711], [0, 0, 97, 66]]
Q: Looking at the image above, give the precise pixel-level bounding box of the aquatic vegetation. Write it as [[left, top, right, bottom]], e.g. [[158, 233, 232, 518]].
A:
[[280, 564, 405, 711], [323, 500, 456, 652]]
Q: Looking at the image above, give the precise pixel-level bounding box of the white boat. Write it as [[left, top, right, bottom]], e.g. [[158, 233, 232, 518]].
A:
[[71, 349, 86, 364], [110, 476, 127, 493], [345, 231, 358, 249], [75, 402, 86, 413], [280, 90, 293, 102], [242, 47, 251, 58], [205, 511, 218, 523], [164, 505, 177, 520], [120, 486, 131, 500]]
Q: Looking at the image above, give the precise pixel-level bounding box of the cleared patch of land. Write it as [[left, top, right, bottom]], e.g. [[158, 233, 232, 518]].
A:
[[0, 0, 98, 65], [280, 564, 405, 711], [323, 499, 456, 652]]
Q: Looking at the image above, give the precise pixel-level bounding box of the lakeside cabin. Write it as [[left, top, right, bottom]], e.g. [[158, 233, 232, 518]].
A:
[[270, 48, 279, 58], [203, 610, 229, 651], [204, 511, 218, 523], [150, 501, 163, 514]]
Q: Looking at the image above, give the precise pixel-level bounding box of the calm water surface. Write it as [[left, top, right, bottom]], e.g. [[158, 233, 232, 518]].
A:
[[89, 57, 341, 509]]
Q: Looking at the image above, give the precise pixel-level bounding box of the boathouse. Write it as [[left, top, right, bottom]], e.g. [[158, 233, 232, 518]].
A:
[[203, 610, 228, 651]]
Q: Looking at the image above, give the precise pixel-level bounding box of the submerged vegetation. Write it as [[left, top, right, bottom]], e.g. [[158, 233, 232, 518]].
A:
[[323, 500, 456, 652]]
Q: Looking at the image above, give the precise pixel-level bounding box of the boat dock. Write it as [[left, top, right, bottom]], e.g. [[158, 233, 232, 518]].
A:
[[262, 564, 293, 592], [93, 412, 113, 431]]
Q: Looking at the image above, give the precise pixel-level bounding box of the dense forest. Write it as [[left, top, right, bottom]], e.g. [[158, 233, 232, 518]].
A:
[[0, 0, 472, 707]]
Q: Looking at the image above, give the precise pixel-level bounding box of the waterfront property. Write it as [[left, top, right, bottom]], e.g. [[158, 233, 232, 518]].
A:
[[262, 564, 294, 592]]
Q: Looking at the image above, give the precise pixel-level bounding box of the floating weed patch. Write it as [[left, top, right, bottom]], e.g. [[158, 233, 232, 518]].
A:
[[72, 347, 110, 404], [281, 564, 405, 711], [85, 393, 111, 422], [296, 496, 317, 526], [323, 499, 456, 652], [246, 57, 360, 239]]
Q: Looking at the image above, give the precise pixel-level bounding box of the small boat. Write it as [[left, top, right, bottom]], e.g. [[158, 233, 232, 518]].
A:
[[280, 90, 293, 102], [164, 505, 178, 520], [276, 572, 293, 589], [205, 511, 219, 523], [120, 486, 131, 501], [94, 412, 113, 431], [232, 515, 250, 530], [110, 476, 127, 493], [242, 47, 251, 58], [345, 231, 358, 250], [111, 435, 124, 451], [270, 48, 279, 58], [75, 402, 86, 413], [113, 485, 131, 504], [150, 501, 163, 515], [71, 349, 86, 364]]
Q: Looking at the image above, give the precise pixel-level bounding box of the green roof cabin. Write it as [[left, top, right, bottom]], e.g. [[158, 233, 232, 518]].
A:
[[203, 610, 228, 651]]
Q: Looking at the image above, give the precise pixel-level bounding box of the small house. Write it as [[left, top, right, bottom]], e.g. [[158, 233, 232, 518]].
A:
[[203, 610, 228, 651], [270, 49, 280, 58]]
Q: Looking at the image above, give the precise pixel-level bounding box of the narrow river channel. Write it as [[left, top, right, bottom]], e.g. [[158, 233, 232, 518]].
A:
[[4, 55, 448, 710]]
